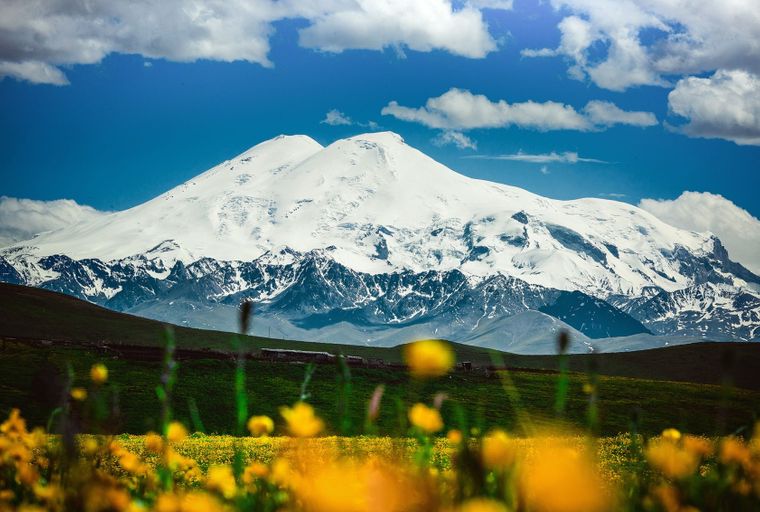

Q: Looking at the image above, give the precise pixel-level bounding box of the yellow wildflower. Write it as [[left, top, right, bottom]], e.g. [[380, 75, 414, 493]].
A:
[[181, 492, 225, 512], [662, 428, 682, 442], [720, 437, 751, 469], [403, 339, 455, 378], [1, 409, 27, 437], [83, 485, 131, 512], [247, 415, 274, 437], [652, 484, 681, 512], [243, 462, 269, 485], [270, 458, 293, 486], [206, 465, 237, 499], [482, 430, 515, 470], [458, 498, 509, 512], [408, 403, 443, 434], [154, 493, 181, 512], [447, 429, 463, 445], [144, 432, 164, 454], [119, 450, 147, 475], [70, 387, 87, 401], [90, 363, 108, 385], [683, 435, 713, 457], [646, 439, 699, 479], [280, 402, 324, 437], [167, 422, 188, 443], [520, 442, 612, 512], [81, 437, 100, 456]]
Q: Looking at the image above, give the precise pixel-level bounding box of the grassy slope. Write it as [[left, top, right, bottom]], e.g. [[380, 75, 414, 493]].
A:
[[2, 282, 760, 388], [2, 283, 759, 437], [1, 340, 758, 438]]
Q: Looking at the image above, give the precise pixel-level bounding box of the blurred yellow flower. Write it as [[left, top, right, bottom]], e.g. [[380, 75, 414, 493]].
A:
[[83, 485, 131, 512], [206, 465, 237, 499], [247, 415, 274, 437], [285, 457, 424, 512], [403, 339, 454, 378], [243, 462, 269, 484], [408, 403, 443, 434], [154, 493, 181, 512], [720, 437, 751, 469], [447, 429, 463, 445], [683, 435, 713, 457], [280, 402, 324, 437], [181, 492, 225, 512], [90, 363, 108, 385], [81, 437, 99, 456], [70, 387, 87, 401], [646, 439, 699, 479], [482, 430, 515, 470], [167, 422, 188, 443], [118, 450, 147, 475], [144, 432, 164, 454], [458, 498, 509, 512], [520, 443, 612, 512], [662, 428, 682, 442]]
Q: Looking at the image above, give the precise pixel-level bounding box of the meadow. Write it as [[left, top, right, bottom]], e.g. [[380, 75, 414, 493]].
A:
[[2, 288, 760, 511], [2, 331, 760, 511]]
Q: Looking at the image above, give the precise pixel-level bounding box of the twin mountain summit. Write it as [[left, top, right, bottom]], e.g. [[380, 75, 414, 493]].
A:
[[2, 132, 758, 353]]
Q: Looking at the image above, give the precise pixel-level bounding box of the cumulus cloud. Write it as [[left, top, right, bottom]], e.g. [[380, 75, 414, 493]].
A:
[[639, 192, 760, 275], [0, 197, 108, 247], [0, 0, 510, 85], [667, 69, 760, 146], [467, 150, 606, 163], [584, 100, 658, 127], [381, 88, 656, 132], [432, 130, 478, 150], [321, 109, 353, 126], [297, 0, 504, 58], [523, 0, 760, 91]]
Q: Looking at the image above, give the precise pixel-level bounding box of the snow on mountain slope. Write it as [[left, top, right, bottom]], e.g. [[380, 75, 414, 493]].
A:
[[5, 134, 324, 266], [3, 132, 749, 299], [2, 131, 759, 348]]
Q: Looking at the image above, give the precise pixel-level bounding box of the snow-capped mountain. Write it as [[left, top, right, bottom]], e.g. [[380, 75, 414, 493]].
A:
[[2, 132, 759, 352]]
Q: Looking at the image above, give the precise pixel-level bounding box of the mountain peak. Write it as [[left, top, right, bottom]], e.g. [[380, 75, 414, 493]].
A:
[[236, 134, 323, 161], [346, 131, 405, 145]]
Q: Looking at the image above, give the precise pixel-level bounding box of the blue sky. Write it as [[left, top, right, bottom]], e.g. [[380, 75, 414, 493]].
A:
[[1, 0, 759, 223]]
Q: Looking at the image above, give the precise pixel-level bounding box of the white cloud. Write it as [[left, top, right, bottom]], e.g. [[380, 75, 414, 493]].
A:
[[381, 88, 656, 132], [432, 131, 478, 150], [298, 0, 502, 59], [321, 109, 353, 126], [524, 0, 760, 91], [467, 0, 514, 9], [539, 165, 550, 175], [467, 150, 606, 163], [667, 69, 760, 146], [0, 197, 108, 247], [0, 0, 508, 85], [320, 109, 381, 130], [584, 100, 658, 127], [639, 192, 760, 275]]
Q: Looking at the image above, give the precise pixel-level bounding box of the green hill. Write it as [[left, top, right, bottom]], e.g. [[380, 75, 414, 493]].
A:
[[2, 282, 759, 388], [1, 283, 759, 437]]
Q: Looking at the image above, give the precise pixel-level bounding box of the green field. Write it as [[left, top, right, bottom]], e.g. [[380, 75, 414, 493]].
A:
[[2, 339, 758, 437], [1, 282, 759, 437]]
